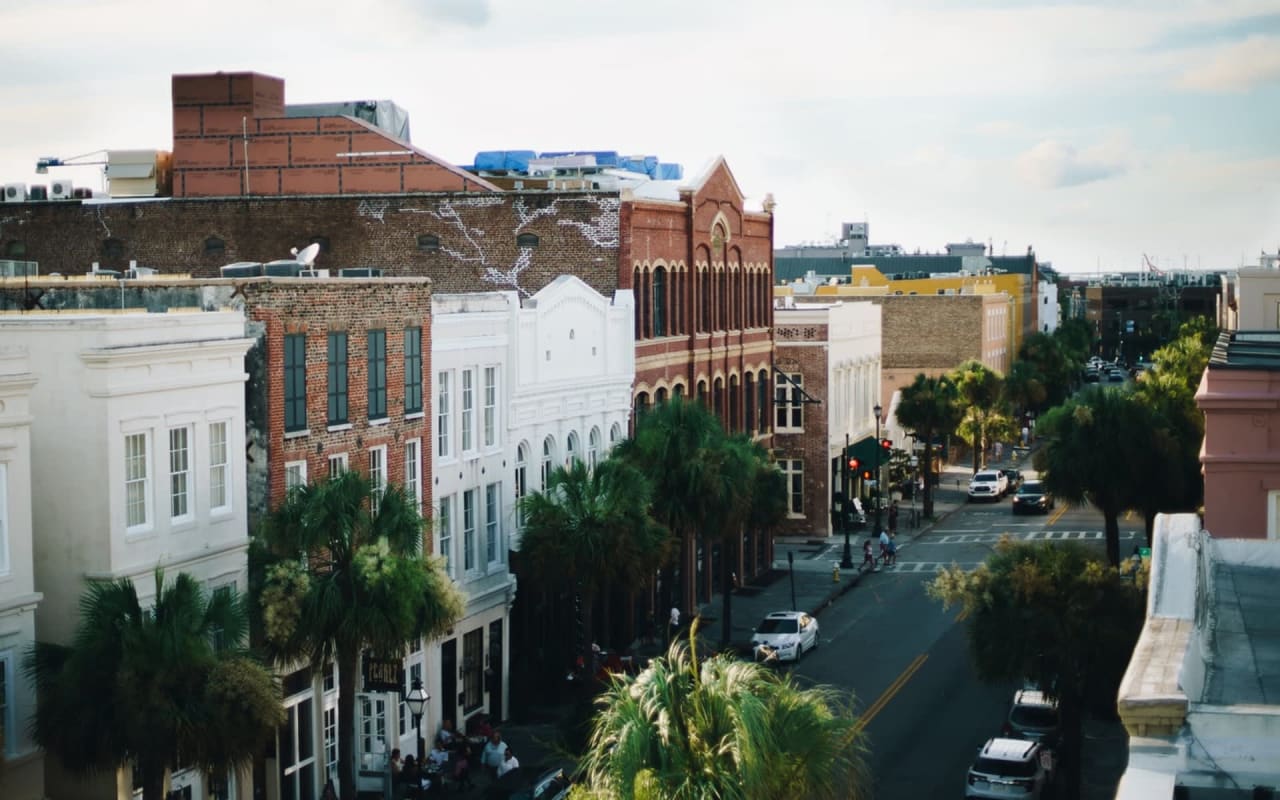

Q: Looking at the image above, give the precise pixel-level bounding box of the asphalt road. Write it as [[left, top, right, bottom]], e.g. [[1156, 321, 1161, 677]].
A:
[[787, 479, 1143, 799]]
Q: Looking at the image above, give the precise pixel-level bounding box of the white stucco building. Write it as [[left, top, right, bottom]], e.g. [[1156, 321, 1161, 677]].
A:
[[1037, 277, 1060, 334], [507, 276, 635, 535], [0, 347, 42, 800], [0, 311, 254, 800], [426, 291, 519, 742]]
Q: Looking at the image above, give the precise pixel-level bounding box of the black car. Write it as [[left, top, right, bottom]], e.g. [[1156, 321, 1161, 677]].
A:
[[1011, 480, 1054, 514]]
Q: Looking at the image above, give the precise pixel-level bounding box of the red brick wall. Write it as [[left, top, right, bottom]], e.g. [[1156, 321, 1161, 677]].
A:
[[240, 279, 434, 543], [773, 325, 832, 537], [170, 71, 494, 197]]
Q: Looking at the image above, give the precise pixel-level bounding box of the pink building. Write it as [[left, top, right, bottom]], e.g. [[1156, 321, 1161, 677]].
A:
[[1196, 330, 1280, 539]]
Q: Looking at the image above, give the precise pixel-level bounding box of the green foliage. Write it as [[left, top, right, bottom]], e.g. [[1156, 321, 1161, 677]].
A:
[[573, 623, 870, 800], [928, 539, 1143, 704], [255, 469, 463, 800], [24, 571, 283, 800], [895, 373, 963, 516], [1053, 318, 1094, 363]]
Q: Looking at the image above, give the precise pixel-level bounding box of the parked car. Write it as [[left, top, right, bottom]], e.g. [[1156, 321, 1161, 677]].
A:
[[1108, 370, 1125, 382], [967, 470, 1009, 502], [1003, 689, 1061, 747], [965, 738, 1051, 799], [751, 611, 819, 663], [1001, 469, 1024, 493], [1011, 480, 1054, 514], [1083, 369, 1100, 383]]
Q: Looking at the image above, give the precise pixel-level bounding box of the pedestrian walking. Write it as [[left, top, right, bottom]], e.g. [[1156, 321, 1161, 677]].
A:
[[861, 538, 878, 572], [878, 529, 892, 567]]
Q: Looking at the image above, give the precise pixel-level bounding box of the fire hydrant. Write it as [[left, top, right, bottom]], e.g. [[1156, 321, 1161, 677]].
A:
[[832, 563, 841, 583]]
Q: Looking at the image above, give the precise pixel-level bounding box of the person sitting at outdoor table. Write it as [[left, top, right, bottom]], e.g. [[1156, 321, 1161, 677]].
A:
[[427, 741, 450, 770], [436, 718, 459, 750], [481, 730, 507, 773]]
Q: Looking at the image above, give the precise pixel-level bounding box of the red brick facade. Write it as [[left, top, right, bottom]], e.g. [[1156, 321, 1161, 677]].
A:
[[170, 72, 495, 197], [772, 323, 832, 537]]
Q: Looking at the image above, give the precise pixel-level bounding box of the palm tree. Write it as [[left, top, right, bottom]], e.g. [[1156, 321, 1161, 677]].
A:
[[894, 374, 963, 518], [517, 457, 669, 679], [613, 397, 727, 617], [951, 360, 1005, 473], [1035, 387, 1147, 565], [255, 470, 465, 800], [574, 622, 870, 800], [24, 570, 283, 800]]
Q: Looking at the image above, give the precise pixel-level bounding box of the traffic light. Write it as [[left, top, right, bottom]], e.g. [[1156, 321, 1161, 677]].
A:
[[847, 457, 860, 472], [861, 469, 873, 480], [880, 438, 893, 452]]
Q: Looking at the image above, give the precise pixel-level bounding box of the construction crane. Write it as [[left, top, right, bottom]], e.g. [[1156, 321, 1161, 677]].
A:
[[35, 150, 109, 173]]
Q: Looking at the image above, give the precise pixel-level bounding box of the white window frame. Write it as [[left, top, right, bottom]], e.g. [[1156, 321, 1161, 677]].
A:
[[125, 431, 152, 532], [328, 452, 348, 477], [285, 460, 308, 493], [485, 481, 502, 567], [483, 366, 498, 448], [438, 494, 454, 578], [463, 488, 477, 573], [541, 436, 556, 490], [169, 426, 194, 523], [369, 445, 387, 513], [461, 368, 475, 454], [1268, 490, 1280, 540], [0, 463, 9, 576], [609, 422, 621, 447], [514, 443, 528, 530], [398, 661, 423, 741], [566, 431, 580, 466], [209, 421, 231, 515], [775, 373, 804, 432], [588, 427, 601, 471], [436, 371, 452, 460], [781, 458, 804, 518], [404, 439, 421, 513]]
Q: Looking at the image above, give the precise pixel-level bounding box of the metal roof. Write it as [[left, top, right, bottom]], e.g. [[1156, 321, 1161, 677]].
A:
[[1208, 330, 1280, 370]]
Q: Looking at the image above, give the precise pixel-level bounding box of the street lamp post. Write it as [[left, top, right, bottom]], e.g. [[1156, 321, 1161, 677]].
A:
[[873, 403, 883, 537], [840, 432, 853, 569], [405, 677, 430, 767]]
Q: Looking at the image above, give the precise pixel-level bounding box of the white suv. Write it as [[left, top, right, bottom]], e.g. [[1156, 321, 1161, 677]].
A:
[[967, 470, 1009, 502], [965, 737, 1051, 798]]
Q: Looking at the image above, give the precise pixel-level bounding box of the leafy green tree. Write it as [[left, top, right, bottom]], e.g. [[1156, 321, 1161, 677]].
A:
[[1053, 318, 1095, 363], [518, 457, 669, 679], [1034, 387, 1149, 565], [951, 360, 1007, 473], [1015, 332, 1081, 409], [613, 397, 731, 616], [1003, 359, 1048, 414], [573, 623, 870, 800], [929, 540, 1144, 800], [255, 470, 464, 800], [894, 373, 963, 518], [1147, 318, 1216, 393], [25, 571, 283, 800]]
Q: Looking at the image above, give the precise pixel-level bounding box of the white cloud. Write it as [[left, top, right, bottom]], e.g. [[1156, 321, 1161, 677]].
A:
[[1178, 35, 1280, 91], [1014, 138, 1131, 190]]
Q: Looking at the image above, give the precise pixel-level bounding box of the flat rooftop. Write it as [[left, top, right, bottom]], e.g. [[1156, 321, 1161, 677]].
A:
[[1208, 330, 1280, 370], [1203, 562, 1280, 705]]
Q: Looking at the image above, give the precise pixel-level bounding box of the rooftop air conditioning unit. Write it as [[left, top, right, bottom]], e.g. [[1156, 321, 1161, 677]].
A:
[[220, 262, 264, 278], [264, 260, 303, 277], [125, 266, 158, 279], [299, 269, 330, 278], [3, 183, 26, 203], [339, 268, 383, 278], [50, 179, 75, 200], [28, 185, 49, 201]]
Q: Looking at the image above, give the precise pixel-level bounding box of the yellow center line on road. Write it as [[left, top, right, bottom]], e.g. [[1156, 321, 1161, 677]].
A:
[[1047, 504, 1068, 526], [855, 653, 929, 732]]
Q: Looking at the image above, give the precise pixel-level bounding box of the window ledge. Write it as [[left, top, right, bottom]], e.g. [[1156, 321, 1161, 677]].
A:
[[327, 422, 353, 433], [125, 527, 157, 541], [284, 429, 310, 440], [209, 508, 234, 521], [369, 417, 391, 427], [170, 517, 197, 533], [405, 411, 425, 421]]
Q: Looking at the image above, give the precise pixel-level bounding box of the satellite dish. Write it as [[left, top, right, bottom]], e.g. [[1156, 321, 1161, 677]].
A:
[[292, 243, 321, 267]]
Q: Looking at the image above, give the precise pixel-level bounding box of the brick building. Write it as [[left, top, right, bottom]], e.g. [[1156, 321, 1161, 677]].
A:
[[772, 299, 882, 538]]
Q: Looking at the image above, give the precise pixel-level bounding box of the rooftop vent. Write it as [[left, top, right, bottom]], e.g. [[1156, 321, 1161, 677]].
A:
[[220, 262, 264, 278]]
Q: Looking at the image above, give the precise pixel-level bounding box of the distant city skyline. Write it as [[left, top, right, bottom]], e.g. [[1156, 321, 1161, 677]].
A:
[[1, 0, 1276, 274]]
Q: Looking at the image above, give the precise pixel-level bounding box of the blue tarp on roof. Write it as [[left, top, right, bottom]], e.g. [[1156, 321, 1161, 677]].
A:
[[657, 163, 683, 180], [473, 150, 536, 171]]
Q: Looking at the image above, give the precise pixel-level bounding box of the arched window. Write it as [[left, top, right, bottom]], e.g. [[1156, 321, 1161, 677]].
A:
[[713, 377, 724, 422], [655, 387, 668, 405], [729, 374, 740, 431], [634, 266, 645, 340], [757, 369, 770, 432], [514, 442, 529, 528], [203, 236, 225, 257], [635, 391, 650, 419], [417, 233, 440, 253], [697, 381, 708, 408], [541, 436, 556, 489], [745, 372, 756, 435], [673, 384, 685, 398], [609, 422, 622, 447], [566, 431, 580, 465], [588, 427, 602, 470], [516, 232, 540, 248], [652, 266, 667, 337], [699, 269, 711, 332]]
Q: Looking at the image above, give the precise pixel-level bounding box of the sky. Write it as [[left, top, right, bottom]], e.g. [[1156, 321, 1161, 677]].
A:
[[2, 0, 1278, 273]]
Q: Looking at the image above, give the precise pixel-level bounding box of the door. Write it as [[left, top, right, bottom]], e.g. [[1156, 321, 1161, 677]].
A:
[[440, 638, 458, 732], [487, 620, 504, 722]]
